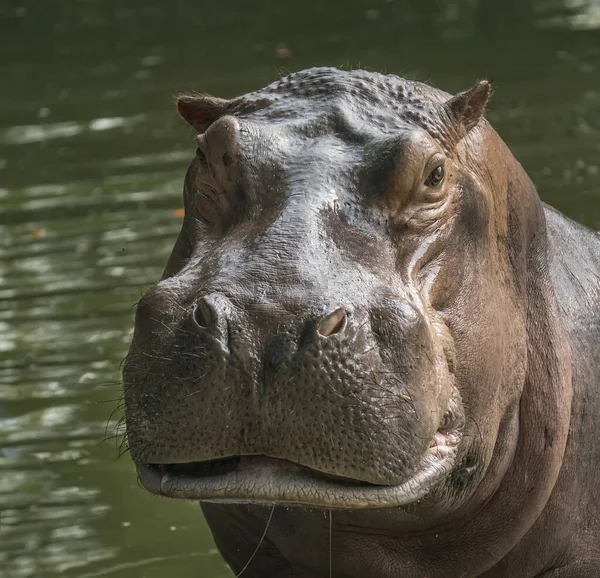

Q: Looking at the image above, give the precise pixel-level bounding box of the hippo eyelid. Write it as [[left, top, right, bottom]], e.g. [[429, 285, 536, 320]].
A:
[[423, 153, 446, 176]]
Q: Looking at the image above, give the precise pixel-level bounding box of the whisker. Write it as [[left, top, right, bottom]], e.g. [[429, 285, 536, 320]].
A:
[[236, 504, 275, 577], [329, 509, 333, 578]]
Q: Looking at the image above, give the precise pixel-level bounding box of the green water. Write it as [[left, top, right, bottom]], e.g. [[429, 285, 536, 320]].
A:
[[1, 1, 600, 577]]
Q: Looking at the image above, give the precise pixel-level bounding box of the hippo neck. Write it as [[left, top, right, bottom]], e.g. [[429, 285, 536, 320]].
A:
[[415, 140, 574, 575], [475, 195, 573, 574]]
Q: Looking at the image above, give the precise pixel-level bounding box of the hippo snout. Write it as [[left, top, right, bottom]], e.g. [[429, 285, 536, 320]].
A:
[[124, 275, 460, 503]]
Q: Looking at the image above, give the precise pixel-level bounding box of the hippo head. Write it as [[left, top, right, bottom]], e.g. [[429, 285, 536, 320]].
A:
[[123, 68, 550, 517]]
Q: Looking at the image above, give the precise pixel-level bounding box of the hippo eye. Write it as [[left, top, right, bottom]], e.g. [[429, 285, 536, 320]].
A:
[[425, 165, 445, 187]]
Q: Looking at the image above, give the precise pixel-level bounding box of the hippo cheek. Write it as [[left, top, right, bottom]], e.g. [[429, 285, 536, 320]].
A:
[[126, 290, 465, 510]]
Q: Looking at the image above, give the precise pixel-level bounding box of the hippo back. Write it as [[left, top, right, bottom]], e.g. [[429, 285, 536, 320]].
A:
[[544, 204, 600, 561]]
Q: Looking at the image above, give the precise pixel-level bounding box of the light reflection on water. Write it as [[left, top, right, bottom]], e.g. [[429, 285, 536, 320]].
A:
[[1, 0, 600, 576], [557, 0, 600, 28], [0, 115, 146, 147]]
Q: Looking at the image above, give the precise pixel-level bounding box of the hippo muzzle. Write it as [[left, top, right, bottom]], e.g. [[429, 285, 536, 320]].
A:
[[124, 212, 464, 507]]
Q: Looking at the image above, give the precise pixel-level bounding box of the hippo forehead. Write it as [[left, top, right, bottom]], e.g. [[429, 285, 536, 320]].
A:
[[218, 67, 455, 146]]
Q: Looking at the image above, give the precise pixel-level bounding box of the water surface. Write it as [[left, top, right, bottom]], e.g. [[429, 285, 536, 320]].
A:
[[1, 1, 600, 576]]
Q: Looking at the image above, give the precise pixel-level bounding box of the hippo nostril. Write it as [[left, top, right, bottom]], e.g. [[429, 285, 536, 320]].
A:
[[193, 297, 217, 328], [317, 308, 347, 337]]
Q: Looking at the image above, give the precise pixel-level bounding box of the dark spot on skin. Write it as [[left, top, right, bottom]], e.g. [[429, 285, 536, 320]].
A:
[[296, 320, 315, 354], [456, 176, 489, 244], [544, 426, 553, 448], [450, 453, 478, 491], [360, 139, 409, 203], [262, 331, 296, 397], [505, 181, 527, 295]]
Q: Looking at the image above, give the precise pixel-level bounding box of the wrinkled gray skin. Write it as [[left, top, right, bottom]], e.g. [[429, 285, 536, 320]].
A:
[[123, 68, 600, 577]]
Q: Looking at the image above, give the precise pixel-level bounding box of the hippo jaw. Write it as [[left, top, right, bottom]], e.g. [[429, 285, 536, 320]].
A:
[[133, 393, 463, 508]]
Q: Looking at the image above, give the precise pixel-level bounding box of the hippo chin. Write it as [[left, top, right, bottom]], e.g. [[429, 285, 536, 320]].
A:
[[123, 68, 600, 577]]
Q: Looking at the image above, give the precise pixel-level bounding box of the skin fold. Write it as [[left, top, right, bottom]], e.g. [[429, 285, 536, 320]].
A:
[[123, 68, 600, 577]]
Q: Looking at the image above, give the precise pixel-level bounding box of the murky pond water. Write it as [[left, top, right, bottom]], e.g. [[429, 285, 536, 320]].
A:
[[1, 1, 600, 576]]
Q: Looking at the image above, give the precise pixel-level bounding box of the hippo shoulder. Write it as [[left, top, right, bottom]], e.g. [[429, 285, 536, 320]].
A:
[[545, 205, 600, 382], [545, 204, 600, 329], [543, 204, 600, 554]]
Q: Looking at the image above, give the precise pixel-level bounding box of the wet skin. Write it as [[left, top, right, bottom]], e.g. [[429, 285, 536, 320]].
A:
[[123, 68, 600, 577]]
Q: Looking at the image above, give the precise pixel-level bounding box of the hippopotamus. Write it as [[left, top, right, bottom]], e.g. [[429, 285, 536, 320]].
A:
[[122, 67, 600, 577]]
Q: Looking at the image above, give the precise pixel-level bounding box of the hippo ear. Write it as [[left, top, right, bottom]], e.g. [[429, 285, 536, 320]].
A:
[[445, 80, 491, 135], [176, 94, 229, 134]]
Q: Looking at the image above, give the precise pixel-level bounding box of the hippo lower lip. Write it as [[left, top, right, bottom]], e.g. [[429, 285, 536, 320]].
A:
[[134, 426, 461, 509]]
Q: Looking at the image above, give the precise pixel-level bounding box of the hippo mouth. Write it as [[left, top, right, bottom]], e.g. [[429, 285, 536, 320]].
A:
[[134, 405, 463, 509]]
